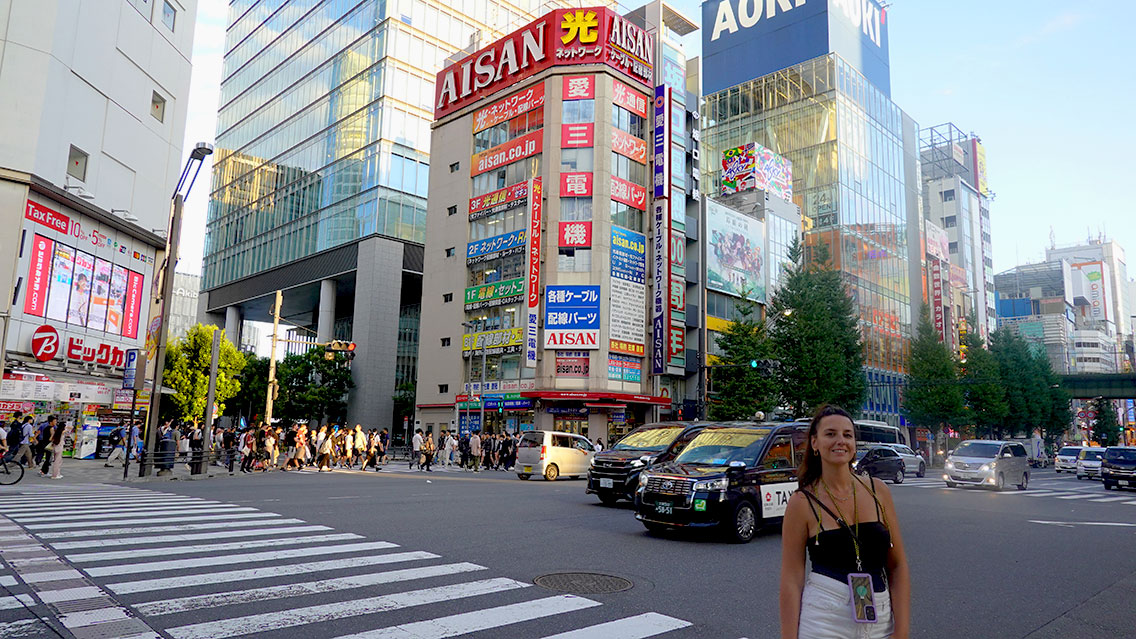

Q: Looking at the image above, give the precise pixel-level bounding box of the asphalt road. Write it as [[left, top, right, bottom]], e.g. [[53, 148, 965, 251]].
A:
[[1, 465, 1134, 639]]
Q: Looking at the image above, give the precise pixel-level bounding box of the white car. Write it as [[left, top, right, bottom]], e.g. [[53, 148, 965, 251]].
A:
[[1076, 448, 1105, 480], [872, 443, 926, 478], [1054, 446, 1084, 473], [515, 430, 596, 481]]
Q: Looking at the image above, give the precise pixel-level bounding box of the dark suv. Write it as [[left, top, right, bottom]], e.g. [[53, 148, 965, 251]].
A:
[[586, 422, 706, 505], [1102, 446, 1136, 491], [634, 422, 807, 543]]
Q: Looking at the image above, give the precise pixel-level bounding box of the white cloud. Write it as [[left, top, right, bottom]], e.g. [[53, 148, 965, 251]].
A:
[[1016, 11, 1084, 47]]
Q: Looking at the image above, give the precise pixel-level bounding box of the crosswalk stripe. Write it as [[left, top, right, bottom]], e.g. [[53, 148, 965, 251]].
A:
[[538, 612, 693, 639], [59, 607, 130, 628], [106, 550, 439, 594], [1025, 492, 1068, 497], [1126, 501, 1136, 505], [35, 585, 104, 603], [26, 511, 282, 530], [0, 594, 35, 610], [165, 577, 531, 639], [85, 540, 400, 577], [1088, 496, 1132, 503], [0, 494, 197, 506], [37, 517, 306, 539], [0, 576, 16, 586], [0, 620, 43, 635], [50, 524, 333, 549], [64, 532, 364, 563], [0, 498, 210, 515], [329, 594, 603, 639], [1056, 494, 1096, 500], [134, 562, 488, 616], [19, 568, 84, 583], [11, 505, 252, 523]]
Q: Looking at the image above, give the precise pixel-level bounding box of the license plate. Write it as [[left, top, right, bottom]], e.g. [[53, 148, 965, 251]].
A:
[[599, 478, 613, 488], [1122, 480, 1131, 486], [523, 466, 532, 473], [655, 501, 673, 515]]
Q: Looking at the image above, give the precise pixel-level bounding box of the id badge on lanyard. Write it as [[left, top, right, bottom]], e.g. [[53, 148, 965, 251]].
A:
[[847, 573, 877, 623]]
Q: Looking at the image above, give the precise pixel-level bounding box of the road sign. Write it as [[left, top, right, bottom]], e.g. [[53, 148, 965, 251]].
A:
[[122, 349, 145, 390], [31, 325, 60, 362]]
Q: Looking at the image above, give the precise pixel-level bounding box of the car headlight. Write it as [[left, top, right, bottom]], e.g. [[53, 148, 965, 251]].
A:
[[945, 460, 954, 469], [589, 457, 595, 467], [638, 473, 650, 488], [980, 463, 991, 472], [630, 459, 643, 467], [693, 478, 729, 491]]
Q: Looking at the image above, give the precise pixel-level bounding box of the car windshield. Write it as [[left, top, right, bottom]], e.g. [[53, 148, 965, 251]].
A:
[[674, 428, 772, 466], [855, 450, 869, 460], [612, 427, 683, 453], [1057, 447, 1081, 456], [1105, 449, 1136, 462], [1080, 449, 1104, 461], [952, 442, 1001, 458]]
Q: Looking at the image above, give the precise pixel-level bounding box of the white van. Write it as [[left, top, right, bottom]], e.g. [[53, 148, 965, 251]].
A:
[[515, 430, 596, 481]]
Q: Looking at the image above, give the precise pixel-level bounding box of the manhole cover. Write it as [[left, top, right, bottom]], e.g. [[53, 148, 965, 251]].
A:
[[534, 572, 633, 594]]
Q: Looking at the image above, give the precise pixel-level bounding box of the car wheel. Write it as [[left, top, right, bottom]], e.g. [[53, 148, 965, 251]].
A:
[[945, 480, 957, 488], [1054, 469, 1060, 474], [516, 474, 530, 480], [543, 464, 559, 481], [995, 473, 1005, 491], [598, 493, 620, 506], [1077, 474, 1084, 480], [1104, 481, 1114, 491], [917, 462, 926, 478], [1017, 472, 1028, 490], [727, 501, 758, 544], [893, 469, 904, 484]]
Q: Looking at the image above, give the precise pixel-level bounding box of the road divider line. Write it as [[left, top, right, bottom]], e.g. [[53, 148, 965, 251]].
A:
[[26, 511, 282, 530], [64, 532, 364, 563], [85, 540, 400, 577], [106, 550, 439, 594], [134, 562, 488, 616], [49, 524, 333, 549], [538, 612, 693, 639], [164, 577, 531, 639], [37, 517, 306, 539]]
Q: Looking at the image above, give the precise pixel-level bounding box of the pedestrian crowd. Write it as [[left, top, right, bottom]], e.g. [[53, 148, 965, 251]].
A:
[[1, 411, 71, 479], [408, 428, 522, 472]]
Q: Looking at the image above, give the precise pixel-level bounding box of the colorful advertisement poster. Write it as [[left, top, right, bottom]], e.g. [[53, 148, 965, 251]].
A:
[[471, 129, 543, 176], [45, 243, 75, 322], [88, 259, 113, 332], [925, 220, 949, 263], [555, 352, 590, 377], [106, 265, 128, 336], [930, 257, 945, 341], [23, 235, 53, 317], [1073, 261, 1107, 321], [611, 176, 647, 210], [469, 182, 528, 221], [25, 200, 71, 234], [560, 172, 593, 197], [122, 271, 144, 339], [612, 78, 648, 118], [652, 85, 669, 198], [612, 127, 648, 164], [462, 328, 524, 358], [558, 221, 592, 248], [561, 123, 594, 148], [721, 142, 793, 201], [668, 229, 686, 368], [705, 200, 765, 303], [525, 177, 543, 368], [464, 277, 525, 311], [972, 139, 989, 196], [652, 201, 668, 373], [721, 143, 756, 193], [562, 75, 595, 100], [472, 82, 545, 134], [69, 251, 95, 327], [610, 226, 646, 356], [608, 354, 643, 383], [466, 229, 527, 264], [544, 285, 601, 350]]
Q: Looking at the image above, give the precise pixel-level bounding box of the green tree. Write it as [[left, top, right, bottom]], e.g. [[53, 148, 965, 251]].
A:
[[392, 382, 417, 429], [768, 237, 866, 417], [163, 324, 246, 423], [959, 320, 1008, 438], [1093, 398, 1121, 447], [1032, 350, 1071, 446], [708, 298, 779, 420], [276, 346, 355, 424], [989, 328, 1048, 437], [902, 306, 964, 439], [224, 353, 270, 423]]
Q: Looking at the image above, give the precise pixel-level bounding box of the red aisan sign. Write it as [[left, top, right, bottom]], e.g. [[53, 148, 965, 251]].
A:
[[611, 176, 647, 211], [559, 172, 593, 197], [471, 129, 543, 176], [562, 75, 595, 100], [472, 82, 546, 134]]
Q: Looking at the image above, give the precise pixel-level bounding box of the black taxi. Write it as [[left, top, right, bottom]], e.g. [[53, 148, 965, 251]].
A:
[[586, 422, 708, 505], [634, 422, 807, 543]]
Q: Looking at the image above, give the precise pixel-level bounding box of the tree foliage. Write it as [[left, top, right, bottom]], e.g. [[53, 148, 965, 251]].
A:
[[224, 353, 270, 423], [275, 346, 355, 424], [959, 319, 1008, 438], [392, 382, 417, 428], [163, 324, 246, 423], [990, 328, 1049, 437], [1094, 398, 1121, 447], [1031, 348, 1071, 445], [709, 298, 779, 420], [902, 306, 964, 432], [768, 238, 866, 417]]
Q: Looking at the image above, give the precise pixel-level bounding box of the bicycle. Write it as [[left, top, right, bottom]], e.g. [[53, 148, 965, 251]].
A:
[[0, 458, 25, 485]]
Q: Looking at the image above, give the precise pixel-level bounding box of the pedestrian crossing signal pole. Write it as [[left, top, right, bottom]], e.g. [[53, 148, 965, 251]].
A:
[[265, 290, 282, 428]]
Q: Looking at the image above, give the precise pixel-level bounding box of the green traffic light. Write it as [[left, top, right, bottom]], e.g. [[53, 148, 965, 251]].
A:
[[750, 360, 758, 368]]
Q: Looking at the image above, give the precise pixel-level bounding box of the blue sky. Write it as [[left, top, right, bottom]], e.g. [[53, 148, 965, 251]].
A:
[[671, 0, 1135, 274]]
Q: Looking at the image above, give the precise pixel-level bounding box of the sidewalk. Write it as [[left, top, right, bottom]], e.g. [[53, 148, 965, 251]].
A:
[[1024, 568, 1136, 638], [3, 456, 243, 488]]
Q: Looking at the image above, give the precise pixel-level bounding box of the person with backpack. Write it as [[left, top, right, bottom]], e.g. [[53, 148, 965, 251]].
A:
[[379, 428, 390, 466], [4, 413, 24, 464], [38, 416, 59, 476]]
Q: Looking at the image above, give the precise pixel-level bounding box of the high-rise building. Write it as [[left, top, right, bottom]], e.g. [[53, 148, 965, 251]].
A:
[[1046, 237, 1130, 346], [699, 0, 919, 424], [199, 0, 586, 428]]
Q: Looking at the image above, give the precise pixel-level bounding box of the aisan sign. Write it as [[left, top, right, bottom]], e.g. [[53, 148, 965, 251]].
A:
[[435, 7, 653, 119]]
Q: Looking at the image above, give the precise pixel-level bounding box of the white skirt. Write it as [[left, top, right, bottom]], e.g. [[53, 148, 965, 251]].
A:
[[798, 573, 893, 639]]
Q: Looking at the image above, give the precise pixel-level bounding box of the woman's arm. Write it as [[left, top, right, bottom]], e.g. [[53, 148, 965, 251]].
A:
[[873, 477, 910, 639], [779, 492, 810, 639]]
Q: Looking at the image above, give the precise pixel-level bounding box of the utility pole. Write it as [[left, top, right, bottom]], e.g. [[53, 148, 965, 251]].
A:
[[199, 328, 222, 474], [265, 290, 282, 427]]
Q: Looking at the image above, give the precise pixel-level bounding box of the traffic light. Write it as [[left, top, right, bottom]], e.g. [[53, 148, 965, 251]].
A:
[[328, 341, 357, 360], [497, 402, 504, 415], [750, 360, 758, 368]]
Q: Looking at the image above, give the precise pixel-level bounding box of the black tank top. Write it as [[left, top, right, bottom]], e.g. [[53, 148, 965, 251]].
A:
[[804, 481, 892, 592]]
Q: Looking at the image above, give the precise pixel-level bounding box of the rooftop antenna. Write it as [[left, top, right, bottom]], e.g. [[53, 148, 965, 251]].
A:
[[1049, 227, 1055, 250]]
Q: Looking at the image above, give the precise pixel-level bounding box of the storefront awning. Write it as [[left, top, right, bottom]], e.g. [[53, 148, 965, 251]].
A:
[[522, 391, 670, 406]]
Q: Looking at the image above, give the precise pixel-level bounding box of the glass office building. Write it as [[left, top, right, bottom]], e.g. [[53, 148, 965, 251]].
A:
[[701, 54, 917, 423]]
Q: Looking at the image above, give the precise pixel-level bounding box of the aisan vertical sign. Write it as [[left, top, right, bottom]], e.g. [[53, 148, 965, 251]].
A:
[[651, 200, 668, 374], [525, 177, 543, 368]]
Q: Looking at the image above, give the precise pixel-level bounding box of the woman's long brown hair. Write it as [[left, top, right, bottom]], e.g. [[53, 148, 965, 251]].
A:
[[796, 404, 854, 489]]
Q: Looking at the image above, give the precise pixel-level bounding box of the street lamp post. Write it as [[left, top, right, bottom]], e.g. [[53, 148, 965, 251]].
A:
[[139, 143, 213, 477]]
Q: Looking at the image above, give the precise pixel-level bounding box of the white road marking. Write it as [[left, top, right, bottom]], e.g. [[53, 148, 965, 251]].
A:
[[1055, 494, 1096, 500], [1030, 520, 1136, 528], [106, 550, 439, 594], [37, 517, 306, 539], [85, 540, 400, 577], [0, 500, 211, 516], [0, 497, 205, 511], [35, 585, 104, 603], [64, 532, 363, 563], [165, 577, 531, 639], [538, 612, 693, 639], [59, 606, 130, 628], [134, 562, 488, 615], [11, 505, 252, 523], [1088, 496, 1132, 503], [49, 524, 332, 549], [19, 568, 84, 583], [0, 620, 42, 636], [0, 576, 16, 586], [328, 595, 603, 639], [26, 511, 281, 530], [0, 594, 35, 610]]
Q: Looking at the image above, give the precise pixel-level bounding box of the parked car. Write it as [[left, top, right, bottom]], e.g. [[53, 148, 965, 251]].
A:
[[586, 422, 707, 505], [944, 440, 1030, 490], [515, 431, 596, 481], [872, 443, 925, 477], [1075, 448, 1105, 480], [1101, 446, 1136, 491], [1053, 446, 1084, 473], [634, 422, 807, 543], [853, 446, 906, 484]]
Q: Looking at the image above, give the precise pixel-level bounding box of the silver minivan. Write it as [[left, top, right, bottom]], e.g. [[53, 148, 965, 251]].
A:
[[944, 440, 1030, 490], [515, 430, 596, 481]]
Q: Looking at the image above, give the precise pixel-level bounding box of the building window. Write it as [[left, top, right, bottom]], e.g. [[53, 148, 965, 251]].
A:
[[562, 99, 595, 123], [558, 248, 591, 272], [161, 1, 176, 31], [561, 198, 592, 221], [444, 247, 455, 257], [449, 162, 460, 173], [67, 145, 88, 181], [559, 148, 593, 173], [948, 241, 958, 253], [151, 91, 166, 122], [440, 337, 451, 347], [611, 202, 643, 233], [941, 189, 955, 202], [442, 293, 453, 303], [447, 205, 457, 216], [942, 215, 956, 228], [438, 384, 449, 394]]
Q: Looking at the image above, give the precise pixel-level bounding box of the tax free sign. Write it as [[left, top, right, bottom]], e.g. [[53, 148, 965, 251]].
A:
[[702, 0, 891, 96]]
